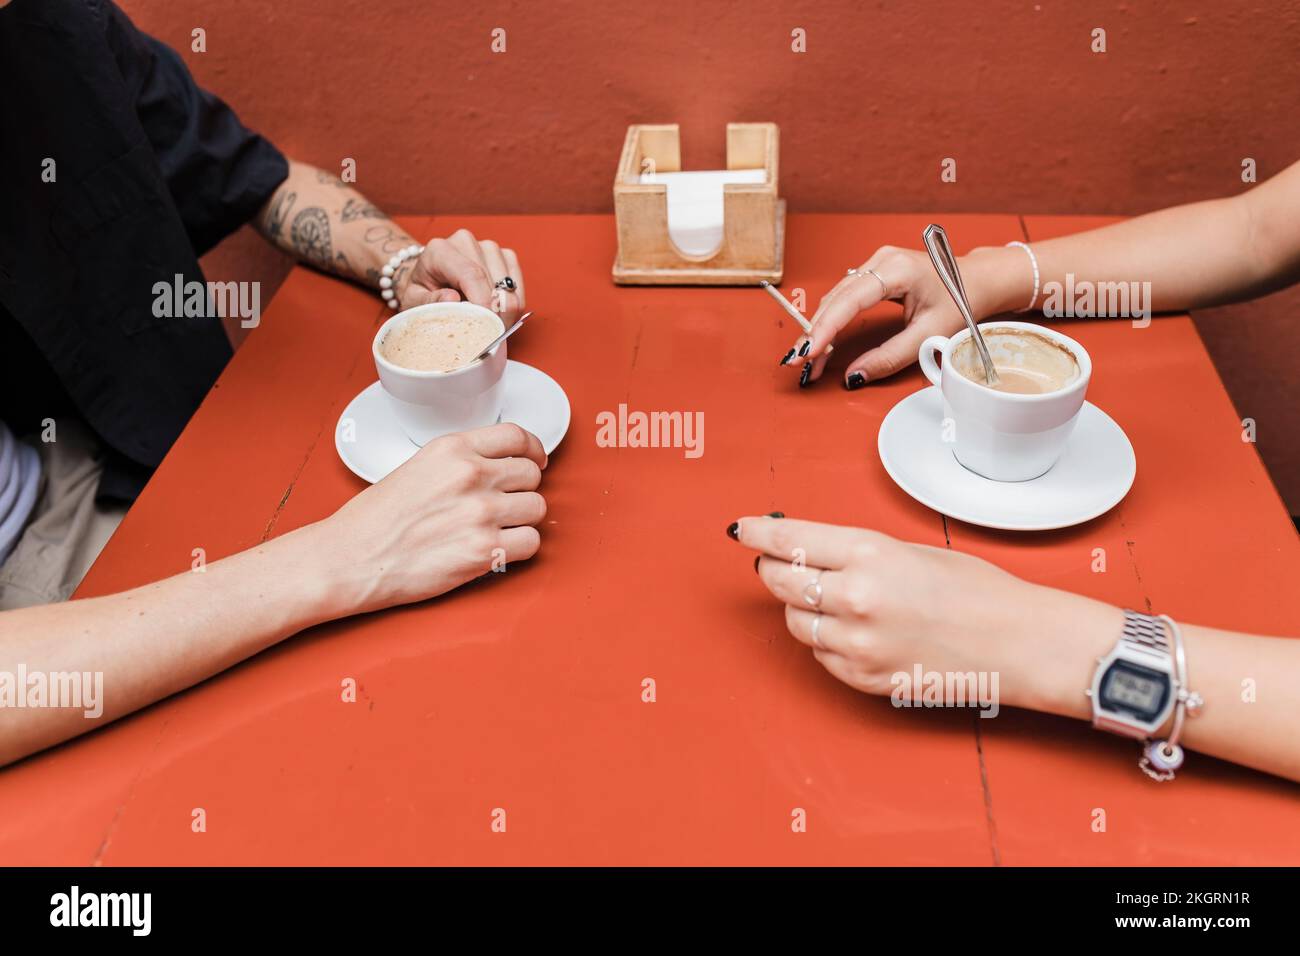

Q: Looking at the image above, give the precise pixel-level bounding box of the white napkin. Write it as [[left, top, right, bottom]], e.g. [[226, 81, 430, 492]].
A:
[[638, 168, 767, 256]]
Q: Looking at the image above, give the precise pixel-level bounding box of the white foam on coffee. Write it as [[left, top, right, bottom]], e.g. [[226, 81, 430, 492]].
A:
[[382, 311, 501, 372]]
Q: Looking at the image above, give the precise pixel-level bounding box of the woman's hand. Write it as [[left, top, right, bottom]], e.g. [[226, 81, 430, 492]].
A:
[[731, 515, 1120, 718], [784, 245, 1024, 389], [315, 423, 548, 616], [395, 228, 526, 323]]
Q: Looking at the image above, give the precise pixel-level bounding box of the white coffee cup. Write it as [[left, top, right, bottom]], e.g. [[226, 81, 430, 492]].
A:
[[373, 302, 507, 446], [918, 321, 1091, 482]]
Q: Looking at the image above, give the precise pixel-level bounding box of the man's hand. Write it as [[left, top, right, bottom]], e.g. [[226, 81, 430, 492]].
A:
[[256, 163, 527, 324], [316, 422, 547, 615], [394, 229, 526, 324], [0, 421, 549, 766]]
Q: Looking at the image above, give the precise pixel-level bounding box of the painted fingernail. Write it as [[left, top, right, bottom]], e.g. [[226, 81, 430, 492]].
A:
[[779, 348, 795, 366], [798, 362, 812, 388], [797, 340, 812, 358], [726, 521, 740, 540], [766, 511, 784, 518], [753, 555, 761, 574], [846, 371, 867, 390]]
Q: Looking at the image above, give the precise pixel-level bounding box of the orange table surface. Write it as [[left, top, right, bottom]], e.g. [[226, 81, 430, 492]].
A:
[[1, 214, 1296, 866]]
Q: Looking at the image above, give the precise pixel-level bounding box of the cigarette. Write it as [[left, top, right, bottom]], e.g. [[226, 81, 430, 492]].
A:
[[759, 281, 812, 332], [759, 281, 832, 355]]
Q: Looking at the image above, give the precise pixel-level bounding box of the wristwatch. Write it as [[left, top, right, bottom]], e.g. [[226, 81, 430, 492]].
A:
[[1087, 609, 1203, 781], [1088, 610, 1177, 738]]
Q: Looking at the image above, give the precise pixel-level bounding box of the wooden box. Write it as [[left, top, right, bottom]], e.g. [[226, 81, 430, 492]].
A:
[[611, 123, 785, 285]]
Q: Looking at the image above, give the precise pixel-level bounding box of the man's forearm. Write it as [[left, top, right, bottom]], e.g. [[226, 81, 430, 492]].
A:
[[0, 524, 343, 766], [256, 160, 420, 293]]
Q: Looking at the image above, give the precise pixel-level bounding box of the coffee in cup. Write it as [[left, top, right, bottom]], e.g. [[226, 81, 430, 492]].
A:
[[950, 328, 1080, 395], [918, 322, 1092, 482], [380, 309, 502, 372], [373, 303, 509, 446]]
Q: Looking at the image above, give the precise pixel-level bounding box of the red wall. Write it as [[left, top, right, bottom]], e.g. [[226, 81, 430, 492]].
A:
[[125, 0, 1300, 216], [121, 0, 1300, 510]]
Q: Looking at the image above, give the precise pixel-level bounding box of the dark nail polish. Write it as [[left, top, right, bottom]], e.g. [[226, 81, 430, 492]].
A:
[[753, 555, 761, 574], [798, 362, 812, 388], [779, 348, 795, 366], [726, 521, 739, 540], [797, 340, 811, 358], [846, 371, 867, 391], [766, 511, 784, 518]]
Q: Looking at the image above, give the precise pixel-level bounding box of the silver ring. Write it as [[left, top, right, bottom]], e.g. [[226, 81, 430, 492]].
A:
[[801, 570, 824, 611], [494, 276, 516, 292], [864, 267, 889, 299], [811, 613, 823, 648]]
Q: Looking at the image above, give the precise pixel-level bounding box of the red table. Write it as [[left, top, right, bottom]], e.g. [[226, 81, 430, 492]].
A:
[[1, 214, 1296, 865]]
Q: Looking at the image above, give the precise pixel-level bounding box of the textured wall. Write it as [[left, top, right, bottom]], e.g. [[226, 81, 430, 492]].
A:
[[119, 0, 1300, 511], [124, 0, 1300, 215]]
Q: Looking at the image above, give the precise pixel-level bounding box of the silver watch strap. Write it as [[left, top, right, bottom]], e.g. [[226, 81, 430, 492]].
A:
[[1121, 609, 1171, 656]]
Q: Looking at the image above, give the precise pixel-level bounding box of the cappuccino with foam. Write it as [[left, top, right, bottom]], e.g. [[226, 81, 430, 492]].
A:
[[381, 309, 502, 372]]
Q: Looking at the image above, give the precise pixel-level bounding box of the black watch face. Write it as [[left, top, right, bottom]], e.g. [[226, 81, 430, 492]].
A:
[[1100, 660, 1171, 723]]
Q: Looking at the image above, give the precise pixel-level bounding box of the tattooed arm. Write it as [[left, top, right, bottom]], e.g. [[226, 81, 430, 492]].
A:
[[254, 160, 526, 320]]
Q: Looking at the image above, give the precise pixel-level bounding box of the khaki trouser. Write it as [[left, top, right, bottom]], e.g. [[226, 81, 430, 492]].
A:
[[0, 421, 129, 610]]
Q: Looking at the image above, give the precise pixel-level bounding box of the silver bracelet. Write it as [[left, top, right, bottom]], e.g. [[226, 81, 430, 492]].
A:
[[379, 243, 425, 310], [1004, 241, 1040, 312], [1139, 615, 1204, 782]]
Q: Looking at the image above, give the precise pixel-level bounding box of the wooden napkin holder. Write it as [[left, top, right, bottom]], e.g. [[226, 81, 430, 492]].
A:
[[611, 122, 785, 285]]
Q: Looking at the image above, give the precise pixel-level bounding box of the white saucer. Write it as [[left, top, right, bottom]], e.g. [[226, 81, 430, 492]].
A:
[[877, 386, 1136, 531], [336, 360, 571, 483]]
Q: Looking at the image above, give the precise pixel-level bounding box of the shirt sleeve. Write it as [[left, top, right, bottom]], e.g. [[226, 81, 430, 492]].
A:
[[102, 1, 289, 256]]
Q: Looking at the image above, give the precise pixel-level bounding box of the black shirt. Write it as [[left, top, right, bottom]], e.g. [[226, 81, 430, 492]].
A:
[[0, 0, 288, 500]]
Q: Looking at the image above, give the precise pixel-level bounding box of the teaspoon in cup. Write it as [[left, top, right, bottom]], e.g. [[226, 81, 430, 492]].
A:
[[475, 311, 533, 362], [922, 224, 998, 387]]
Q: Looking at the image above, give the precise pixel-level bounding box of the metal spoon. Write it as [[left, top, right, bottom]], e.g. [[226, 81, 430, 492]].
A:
[[922, 224, 998, 386], [475, 311, 533, 361]]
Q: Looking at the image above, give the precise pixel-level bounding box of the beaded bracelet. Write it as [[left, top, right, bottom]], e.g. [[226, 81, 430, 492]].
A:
[[1004, 240, 1040, 312], [379, 244, 425, 310]]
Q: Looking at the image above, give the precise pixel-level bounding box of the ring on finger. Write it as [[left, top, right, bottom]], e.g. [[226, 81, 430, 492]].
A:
[[865, 268, 890, 299], [847, 265, 889, 300], [801, 570, 824, 611], [493, 276, 517, 292]]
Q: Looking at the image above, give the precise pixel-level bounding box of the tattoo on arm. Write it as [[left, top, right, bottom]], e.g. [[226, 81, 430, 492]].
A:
[[264, 169, 414, 286], [263, 189, 297, 239], [363, 224, 410, 256], [339, 198, 389, 223], [290, 207, 333, 267]]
